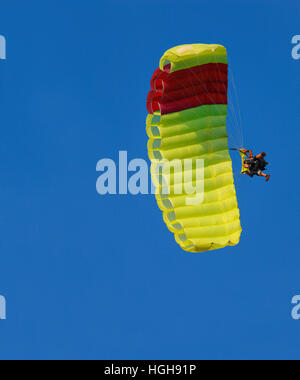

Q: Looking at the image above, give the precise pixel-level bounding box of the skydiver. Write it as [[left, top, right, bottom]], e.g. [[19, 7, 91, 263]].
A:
[[242, 149, 270, 182]]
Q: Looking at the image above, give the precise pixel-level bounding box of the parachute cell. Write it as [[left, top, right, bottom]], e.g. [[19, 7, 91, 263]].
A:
[[146, 44, 242, 253]]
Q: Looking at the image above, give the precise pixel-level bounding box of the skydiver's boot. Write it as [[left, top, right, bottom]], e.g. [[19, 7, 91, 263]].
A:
[[266, 174, 271, 182]]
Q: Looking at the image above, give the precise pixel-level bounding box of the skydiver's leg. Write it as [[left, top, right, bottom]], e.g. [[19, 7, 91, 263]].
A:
[[257, 170, 265, 177], [257, 170, 271, 182]]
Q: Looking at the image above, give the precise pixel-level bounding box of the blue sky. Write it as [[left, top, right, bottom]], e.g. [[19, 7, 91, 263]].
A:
[[0, 0, 299, 360]]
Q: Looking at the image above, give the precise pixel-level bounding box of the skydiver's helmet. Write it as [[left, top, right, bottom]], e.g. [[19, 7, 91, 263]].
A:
[[261, 152, 266, 157]]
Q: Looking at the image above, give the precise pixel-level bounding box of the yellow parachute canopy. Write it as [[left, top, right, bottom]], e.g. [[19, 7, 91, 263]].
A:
[[146, 44, 242, 253]]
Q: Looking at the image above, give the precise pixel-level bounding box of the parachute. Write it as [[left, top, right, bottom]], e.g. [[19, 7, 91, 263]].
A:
[[146, 44, 242, 253]]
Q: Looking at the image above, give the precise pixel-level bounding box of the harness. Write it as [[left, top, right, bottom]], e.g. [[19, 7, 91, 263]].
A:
[[237, 149, 268, 174], [231, 149, 269, 175]]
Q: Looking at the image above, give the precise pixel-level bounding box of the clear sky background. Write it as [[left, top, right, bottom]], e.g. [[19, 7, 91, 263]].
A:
[[0, 0, 299, 360]]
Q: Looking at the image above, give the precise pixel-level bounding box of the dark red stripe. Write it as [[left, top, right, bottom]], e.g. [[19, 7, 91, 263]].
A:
[[162, 71, 227, 92], [151, 64, 227, 89], [159, 93, 228, 115], [161, 82, 227, 103], [147, 63, 228, 115]]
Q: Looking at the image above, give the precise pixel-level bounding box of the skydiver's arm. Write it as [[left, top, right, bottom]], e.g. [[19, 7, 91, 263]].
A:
[[241, 149, 254, 158]]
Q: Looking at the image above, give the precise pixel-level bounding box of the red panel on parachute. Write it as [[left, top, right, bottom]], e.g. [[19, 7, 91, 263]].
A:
[[147, 63, 228, 115]]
